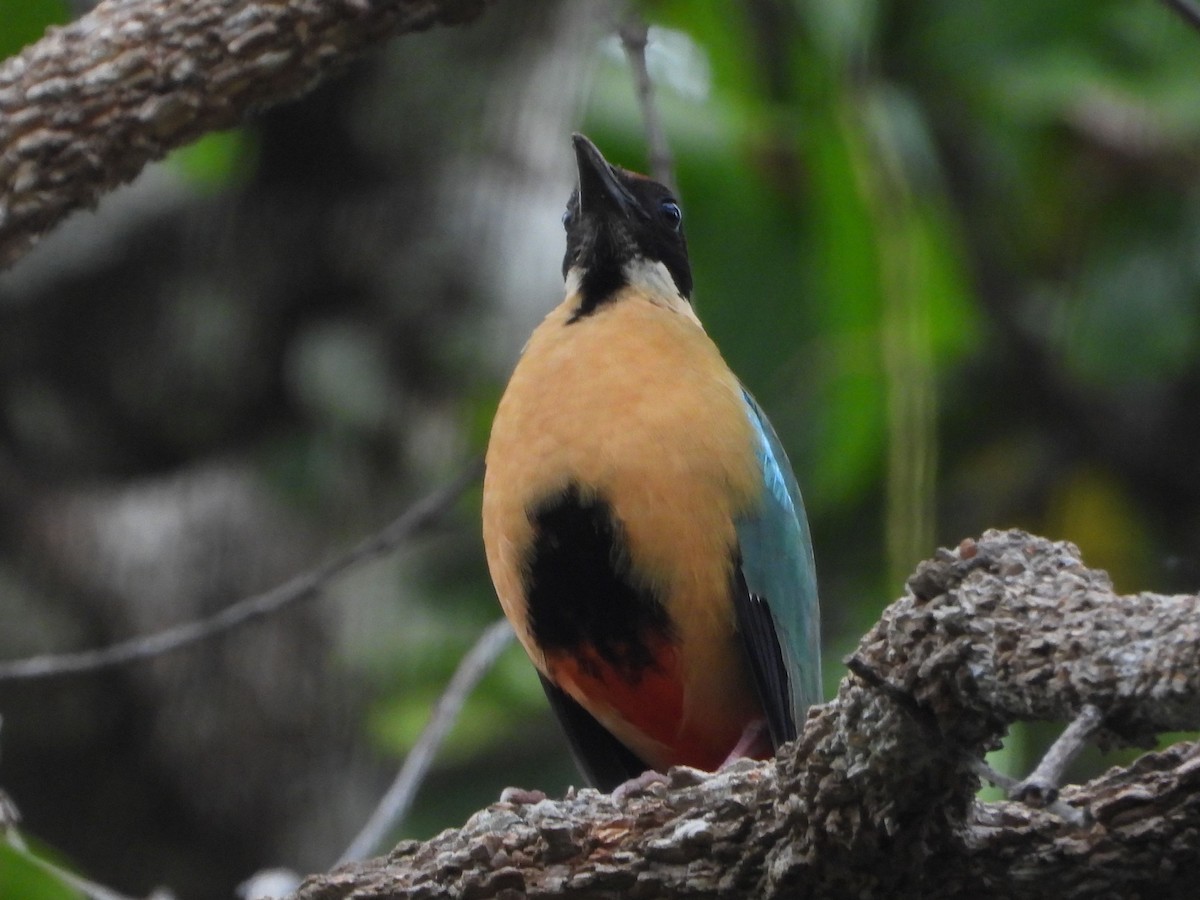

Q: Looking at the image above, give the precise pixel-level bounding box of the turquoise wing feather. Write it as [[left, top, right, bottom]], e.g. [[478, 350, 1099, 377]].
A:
[[733, 388, 822, 743]]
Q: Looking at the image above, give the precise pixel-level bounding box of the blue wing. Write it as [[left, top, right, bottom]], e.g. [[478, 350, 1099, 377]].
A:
[[733, 388, 821, 744]]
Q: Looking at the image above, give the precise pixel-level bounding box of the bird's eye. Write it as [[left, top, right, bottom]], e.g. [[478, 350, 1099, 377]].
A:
[[660, 200, 682, 231], [562, 208, 573, 230]]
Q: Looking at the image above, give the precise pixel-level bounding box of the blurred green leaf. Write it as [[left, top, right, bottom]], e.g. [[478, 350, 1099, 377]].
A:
[[0, 841, 83, 900], [167, 130, 255, 192], [1061, 242, 1200, 385], [0, 0, 68, 59], [798, 108, 888, 516]]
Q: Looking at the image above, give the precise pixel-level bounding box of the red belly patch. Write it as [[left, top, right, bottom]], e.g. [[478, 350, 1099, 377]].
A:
[[545, 639, 765, 773]]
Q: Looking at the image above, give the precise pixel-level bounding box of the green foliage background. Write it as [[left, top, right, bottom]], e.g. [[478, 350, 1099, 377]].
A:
[[2, 0, 1200, 896]]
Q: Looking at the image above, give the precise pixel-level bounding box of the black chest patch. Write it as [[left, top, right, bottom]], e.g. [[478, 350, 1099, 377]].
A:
[[524, 483, 672, 680]]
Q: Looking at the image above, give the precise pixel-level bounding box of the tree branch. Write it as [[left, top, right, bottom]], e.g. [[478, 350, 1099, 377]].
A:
[[615, 8, 675, 191], [336, 619, 514, 865], [291, 530, 1200, 898], [0, 459, 482, 681], [1163, 0, 1200, 33], [0, 0, 497, 268]]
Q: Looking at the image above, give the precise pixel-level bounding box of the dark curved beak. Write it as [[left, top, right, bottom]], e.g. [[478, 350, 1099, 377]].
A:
[[572, 133, 643, 220]]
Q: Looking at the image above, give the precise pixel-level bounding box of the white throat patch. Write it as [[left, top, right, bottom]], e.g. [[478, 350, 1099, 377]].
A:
[[622, 258, 700, 324], [564, 267, 584, 299]]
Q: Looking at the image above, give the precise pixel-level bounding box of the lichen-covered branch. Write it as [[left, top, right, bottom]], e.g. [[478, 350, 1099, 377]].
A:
[[0, 0, 496, 268], [292, 530, 1200, 898], [875, 532, 1200, 743]]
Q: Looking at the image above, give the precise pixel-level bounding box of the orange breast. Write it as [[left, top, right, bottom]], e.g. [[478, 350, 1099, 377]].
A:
[[483, 288, 770, 776]]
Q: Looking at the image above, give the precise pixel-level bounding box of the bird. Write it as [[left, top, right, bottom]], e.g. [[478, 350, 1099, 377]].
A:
[[481, 134, 821, 791]]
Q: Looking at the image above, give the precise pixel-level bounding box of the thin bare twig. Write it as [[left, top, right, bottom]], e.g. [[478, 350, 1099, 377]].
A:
[[968, 745, 1091, 827], [969, 734, 1094, 830], [968, 756, 1020, 794], [0, 459, 483, 682], [1014, 704, 1105, 805], [616, 7, 676, 191], [337, 619, 514, 864], [1163, 0, 1200, 32]]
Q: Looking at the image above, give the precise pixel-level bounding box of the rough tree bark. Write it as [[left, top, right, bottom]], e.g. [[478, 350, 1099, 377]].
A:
[[292, 530, 1200, 899], [0, 0, 497, 269]]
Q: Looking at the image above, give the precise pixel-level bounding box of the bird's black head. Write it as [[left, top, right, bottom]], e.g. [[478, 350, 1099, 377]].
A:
[[561, 134, 692, 318]]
